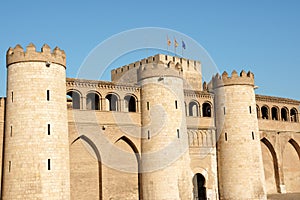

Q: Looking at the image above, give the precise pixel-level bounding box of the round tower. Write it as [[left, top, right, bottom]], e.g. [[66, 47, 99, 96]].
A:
[[2, 44, 70, 199], [213, 70, 266, 200], [138, 54, 192, 199]]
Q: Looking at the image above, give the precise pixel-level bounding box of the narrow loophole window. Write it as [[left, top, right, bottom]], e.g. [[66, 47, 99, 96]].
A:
[[48, 124, 51, 135], [225, 132, 228, 141], [147, 130, 150, 140], [48, 159, 51, 170], [223, 107, 226, 115], [177, 129, 180, 138], [147, 102, 150, 110], [249, 106, 252, 114], [47, 90, 50, 101], [10, 126, 12, 137], [11, 91, 13, 102], [8, 161, 11, 172], [252, 132, 255, 140], [175, 100, 178, 109]]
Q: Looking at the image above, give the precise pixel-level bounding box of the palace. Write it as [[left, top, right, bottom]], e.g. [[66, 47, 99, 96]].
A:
[[0, 43, 299, 199]]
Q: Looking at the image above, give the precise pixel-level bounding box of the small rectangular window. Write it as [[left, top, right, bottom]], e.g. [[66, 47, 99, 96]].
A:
[[147, 130, 150, 140], [249, 106, 252, 114], [147, 102, 150, 110], [224, 107, 226, 115], [10, 126, 12, 137], [177, 129, 180, 138], [47, 90, 50, 101], [225, 132, 228, 141], [252, 132, 255, 140], [175, 100, 178, 109], [11, 91, 13, 102], [48, 124, 50, 135], [8, 161, 11, 172], [48, 159, 51, 170]]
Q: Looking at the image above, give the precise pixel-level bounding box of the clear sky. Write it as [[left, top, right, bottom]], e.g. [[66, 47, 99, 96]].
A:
[[1, 0, 300, 100]]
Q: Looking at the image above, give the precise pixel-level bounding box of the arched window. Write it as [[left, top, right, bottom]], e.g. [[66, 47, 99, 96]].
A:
[[189, 101, 199, 117], [67, 91, 80, 109], [290, 108, 298, 122], [256, 105, 260, 118], [86, 92, 100, 110], [261, 106, 269, 119], [193, 173, 207, 200], [124, 95, 137, 112], [271, 107, 279, 120], [202, 102, 212, 117], [281, 107, 288, 121], [106, 94, 118, 111]]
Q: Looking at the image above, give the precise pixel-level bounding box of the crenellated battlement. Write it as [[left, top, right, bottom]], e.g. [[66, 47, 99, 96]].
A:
[[111, 54, 201, 82], [6, 43, 66, 67], [212, 70, 254, 88]]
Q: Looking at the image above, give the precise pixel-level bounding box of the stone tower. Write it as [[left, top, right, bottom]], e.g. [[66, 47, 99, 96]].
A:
[[213, 70, 266, 200], [2, 44, 70, 199], [138, 54, 193, 199]]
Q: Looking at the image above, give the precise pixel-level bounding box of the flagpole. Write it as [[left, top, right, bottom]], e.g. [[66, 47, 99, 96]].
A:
[[167, 35, 169, 52], [174, 37, 176, 56], [181, 39, 183, 57]]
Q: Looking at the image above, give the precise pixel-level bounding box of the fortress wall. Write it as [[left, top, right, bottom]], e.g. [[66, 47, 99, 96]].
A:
[[68, 111, 141, 200]]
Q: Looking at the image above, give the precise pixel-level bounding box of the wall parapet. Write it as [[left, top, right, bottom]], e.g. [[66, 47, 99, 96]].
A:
[[6, 43, 66, 67], [212, 70, 254, 89], [111, 54, 201, 82]]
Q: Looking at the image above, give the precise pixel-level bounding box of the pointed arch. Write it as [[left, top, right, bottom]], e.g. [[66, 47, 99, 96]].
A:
[[288, 139, 300, 160], [115, 136, 142, 199], [261, 137, 280, 193], [70, 135, 102, 200], [283, 138, 300, 192]]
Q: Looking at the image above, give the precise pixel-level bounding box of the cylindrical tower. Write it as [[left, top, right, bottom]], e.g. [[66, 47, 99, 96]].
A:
[[213, 70, 266, 200], [138, 54, 192, 200], [2, 44, 70, 199]]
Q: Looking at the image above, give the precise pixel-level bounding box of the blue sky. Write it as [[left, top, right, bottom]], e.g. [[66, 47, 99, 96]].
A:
[[1, 0, 300, 99]]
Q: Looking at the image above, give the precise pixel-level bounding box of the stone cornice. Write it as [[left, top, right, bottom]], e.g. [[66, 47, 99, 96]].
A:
[[256, 94, 300, 105], [184, 90, 214, 99], [66, 78, 140, 92]]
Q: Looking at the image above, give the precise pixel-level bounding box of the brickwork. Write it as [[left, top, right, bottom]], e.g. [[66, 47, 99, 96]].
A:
[[0, 44, 299, 199]]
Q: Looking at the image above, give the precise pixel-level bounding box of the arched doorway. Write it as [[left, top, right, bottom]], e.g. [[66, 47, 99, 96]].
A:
[[193, 173, 206, 200]]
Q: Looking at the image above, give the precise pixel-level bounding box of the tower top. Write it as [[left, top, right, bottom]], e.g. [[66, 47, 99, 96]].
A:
[[6, 43, 66, 68], [212, 70, 254, 89], [111, 54, 201, 82]]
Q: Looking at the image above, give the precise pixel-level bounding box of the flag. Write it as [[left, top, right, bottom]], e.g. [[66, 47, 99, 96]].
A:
[[167, 36, 171, 46], [174, 39, 178, 48], [182, 40, 186, 49]]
